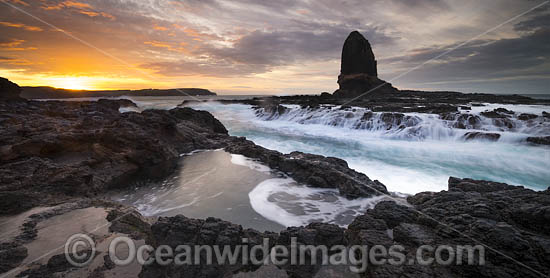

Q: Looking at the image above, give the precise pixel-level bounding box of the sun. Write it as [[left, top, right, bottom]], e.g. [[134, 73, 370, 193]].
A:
[[55, 77, 91, 90]]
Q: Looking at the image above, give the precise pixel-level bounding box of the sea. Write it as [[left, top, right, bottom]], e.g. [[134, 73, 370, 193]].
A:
[[48, 95, 550, 230]]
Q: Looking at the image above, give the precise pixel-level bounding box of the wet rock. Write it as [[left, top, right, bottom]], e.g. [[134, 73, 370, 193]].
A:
[[481, 110, 508, 118], [0, 98, 229, 214], [132, 177, 550, 278], [225, 138, 389, 198], [518, 113, 538, 121], [107, 207, 152, 240], [253, 104, 288, 120], [526, 136, 550, 145], [463, 132, 501, 141], [448, 114, 482, 129], [494, 108, 514, 114]]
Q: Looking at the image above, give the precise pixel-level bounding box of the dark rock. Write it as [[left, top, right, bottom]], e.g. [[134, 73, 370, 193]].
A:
[[136, 177, 550, 278], [353, 177, 550, 277], [369, 201, 419, 228], [225, 138, 389, 198], [481, 110, 508, 118], [0, 77, 23, 100], [319, 92, 332, 98], [0, 242, 27, 274], [16, 251, 93, 278], [543, 111, 550, 118], [0, 99, 229, 214], [340, 31, 377, 76], [140, 215, 277, 278], [494, 108, 514, 114], [107, 207, 152, 240], [253, 104, 287, 120], [0, 191, 37, 215], [334, 31, 397, 98], [334, 74, 397, 98], [518, 113, 538, 121], [526, 136, 550, 145], [463, 132, 501, 141]]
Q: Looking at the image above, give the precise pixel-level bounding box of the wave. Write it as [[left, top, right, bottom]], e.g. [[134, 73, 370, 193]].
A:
[[248, 178, 388, 227], [253, 104, 550, 143]]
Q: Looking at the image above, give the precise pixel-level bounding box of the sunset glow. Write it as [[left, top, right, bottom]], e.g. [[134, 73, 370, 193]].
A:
[[53, 76, 91, 90]]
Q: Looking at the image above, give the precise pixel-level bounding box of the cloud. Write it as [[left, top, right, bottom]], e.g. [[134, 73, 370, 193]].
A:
[[41, 0, 115, 19], [0, 0, 549, 93], [145, 25, 395, 77], [77, 10, 116, 20], [381, 25, 550, 93], [42, 1, 92, 10], [0, 21, 43, 31], [4, 0, 29, 6], [0, 38, 37, 51]]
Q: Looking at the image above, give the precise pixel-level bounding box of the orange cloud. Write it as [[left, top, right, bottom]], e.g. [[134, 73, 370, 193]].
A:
[[0, 39, 37, 51], [0, 57, 33, 66], [143, 41, 190, 54], [42, 1, 114, 19], [5, 0, 29, 6], [0, 39, 25, 48], [78, 10, 115, 20], [63, 1, 92, 9], [144, 41, 172, 49], [154, 25, 169, 31], [0, 21, 43, 31], [43, 0, 92, 10]]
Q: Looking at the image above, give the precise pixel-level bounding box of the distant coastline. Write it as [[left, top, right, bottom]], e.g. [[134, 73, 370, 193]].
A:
[[21, 86, 216, 99], [516, 93, 550, 100]]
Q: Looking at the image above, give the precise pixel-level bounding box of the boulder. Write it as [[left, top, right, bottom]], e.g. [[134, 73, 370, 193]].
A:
[[526, 136, 550, 145], [518, 113, 538, 121], [463, 132, 501, 141]]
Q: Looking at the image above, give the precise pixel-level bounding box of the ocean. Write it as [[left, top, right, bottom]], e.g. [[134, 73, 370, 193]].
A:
[[61, 95, 550, 228]]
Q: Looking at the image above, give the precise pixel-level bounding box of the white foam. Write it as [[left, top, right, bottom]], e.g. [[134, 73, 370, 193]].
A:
[[249, 178, 388, 227], [185, 102, 550, 193], [252, 104, 550, 142], [230, 154, 271, 172]]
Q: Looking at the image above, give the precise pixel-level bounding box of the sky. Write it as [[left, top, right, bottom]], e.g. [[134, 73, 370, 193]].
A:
[[0, 0, 549, 95]]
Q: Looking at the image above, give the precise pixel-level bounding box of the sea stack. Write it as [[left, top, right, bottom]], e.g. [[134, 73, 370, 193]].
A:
[[334, 31, 396, 98], [340, 31, 378, 76]]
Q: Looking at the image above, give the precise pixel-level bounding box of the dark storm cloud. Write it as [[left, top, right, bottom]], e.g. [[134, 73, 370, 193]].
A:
[[514, 8, 550, 32], [380, 13, 550, 93]]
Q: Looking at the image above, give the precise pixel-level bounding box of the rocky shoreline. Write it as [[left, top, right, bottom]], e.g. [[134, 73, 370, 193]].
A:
[[1, 77, 550, 277]]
